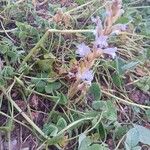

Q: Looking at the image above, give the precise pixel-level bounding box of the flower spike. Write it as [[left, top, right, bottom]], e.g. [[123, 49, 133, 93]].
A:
[[76, 43, 91, 57]]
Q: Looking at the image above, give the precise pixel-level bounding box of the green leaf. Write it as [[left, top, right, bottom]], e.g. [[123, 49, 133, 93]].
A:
[[113, 59, 139, 75], [0, 77, 5, 87], [78, 134, 108, 150], [125, 125, 150, 149], [42, 123, 58, 136], [78, 133, 87, 148], [135, 76, 150, 92], [31, 73, 50, 92], [1, 66, 14, 77], [146, 48, 150, 59], [45, 82, 61, 94], [134, 125, 150, 145], [92, 100, 117, 121], [125, 128, 140, 149], [35, 80, 46, 93], [112, 73, 123, 87], [37, 59, 55, 72], [0, 42, 10, 54], [122, 61, 139, 72], [146, 109, 150, 122], [58, 93, 67, 104], [92, 101, 107, 111], [103, 100, 117, 121], [7, 50, 17, 62], [78, 135, 91, 150], [132, 146, 141, 150], [19, 31, 28, 40], [56, 117, 67, 131], [116, 17, 129, 24], [75, 0, 86, 5], [52, 92, 68, 105], [16, 21, 32, 31], [79, 139, 90, 150], [115, 125, 128, 140], [85, 110, 99, 118], [97, 123, 106, 140], [89, 83, 101, 101], [114, 58, 126, 75], [18, 63, 30, 74]]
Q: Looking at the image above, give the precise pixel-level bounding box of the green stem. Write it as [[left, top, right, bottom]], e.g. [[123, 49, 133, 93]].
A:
[[22, 30, 49, 64], [56, 117, 94, 136], [65, 0, 97, 14], [1, 86, 50, 140], [0, 28, 17, 33], [128, 6, 150, 9], [48, 29, 94, 34], [102, 90, 150, 109]]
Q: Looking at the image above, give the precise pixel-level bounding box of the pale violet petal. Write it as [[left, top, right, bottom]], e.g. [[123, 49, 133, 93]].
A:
[[76, 43, 91, 57], [92, 16, 103, 39], [117, 24, 128, 31], [103, 47, 117, 59], [78, 70, 94, 82], [106, 11, 111, 17], [111, 30, 120, 35], [91, 16, 97, 23], [91, 16, 102, 25], [94, 35, 108, 48], [111, 24, 128, 35], [120, 24, 128, 31]]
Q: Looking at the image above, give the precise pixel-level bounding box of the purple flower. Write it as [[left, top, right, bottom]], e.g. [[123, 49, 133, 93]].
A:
[[119, 24, 128, 31], [106, 11, 111, 17], [91, 16, 98, 23], [103, 47, 117, 59], [111, 24, 128, 35], [92, 16, 103, 39], [76, 43, 91, 57], [78, 70, 94, 84], [94, 35, 108, 48]]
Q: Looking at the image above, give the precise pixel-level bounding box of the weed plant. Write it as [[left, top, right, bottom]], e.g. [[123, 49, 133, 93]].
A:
[[0, 0, 150, 149]]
